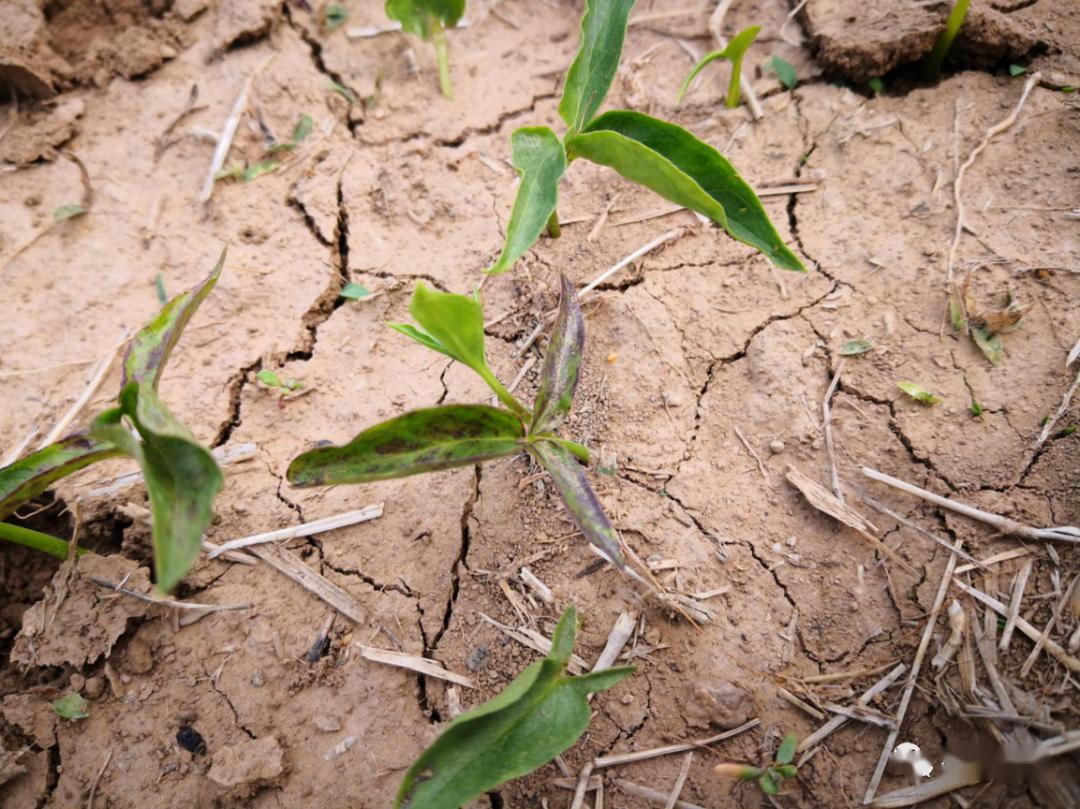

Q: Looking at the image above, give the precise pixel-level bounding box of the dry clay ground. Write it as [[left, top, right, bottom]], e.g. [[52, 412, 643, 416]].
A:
[[1, 1, 1079, 807]]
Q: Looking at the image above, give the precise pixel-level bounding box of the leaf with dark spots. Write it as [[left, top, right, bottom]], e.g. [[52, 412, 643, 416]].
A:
[[287, 406, 525, 487], [395, 606, 633, 808], [123, 249, 225, 390], [0, 434, 121, 520], [527, 439, 623, 567], [559, 0, 637, 136], [531, 275, 584, 434]]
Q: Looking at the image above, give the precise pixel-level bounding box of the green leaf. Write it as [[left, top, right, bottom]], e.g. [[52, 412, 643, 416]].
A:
[[924, 0, 971, 78], [971, 326, 1004, 365], [758, 770, 780, 795], [385, 0, 465, 39], [242, 160, 278, 182], [0, 435, 121, 520], [528, 439, 623, 567], [394, 606, 633, 808], [393, 284, 529, 417], [293, 114, 314, 143], [487, 127, 567, 276], [868, 77, 884, 95], [775, 764, 798, 778], [559, 0, 637, 135], [777, 733, 798, 765], [948, 296, 966, 331], [155, 273, 168, 305], [324, 4, 348, 31], [970, 400, 984, 417], [329, 82, 357, 104], [531, 276, 584, 433], [340, 281, 371, 300], [839, 338, 873, 356], [675, 26, 760, 108], [568, 111, 805, 272], [1009, 64, 1028, 77], [256, 369, 302, 391], [53, 204, 87, 222], [52, 693, 88, 720], [123, 249, 224, 390], [287, 405, 525, 486], [0, 522, 86, 560], [95, 385, 224, 593], [769, 55, 798, 90], [897, 381, 941, 405], [214, 163, 246, 182], [534, 435, 591, 465]]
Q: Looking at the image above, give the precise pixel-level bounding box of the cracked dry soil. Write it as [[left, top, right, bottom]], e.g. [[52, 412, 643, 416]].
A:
[[1, 1, 1078, 807]]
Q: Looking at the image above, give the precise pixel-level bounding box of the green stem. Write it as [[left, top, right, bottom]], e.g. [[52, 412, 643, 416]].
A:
[[0, 521, 87, 560], [924, 0, 971, 79], [546, 209, 561, 239], [433, 24, 453, 100], [725, 62, 743, 109], [481, 370, 531, 421]]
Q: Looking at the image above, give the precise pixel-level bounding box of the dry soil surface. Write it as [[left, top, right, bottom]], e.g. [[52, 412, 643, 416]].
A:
[[1, 2, 1078, 808]]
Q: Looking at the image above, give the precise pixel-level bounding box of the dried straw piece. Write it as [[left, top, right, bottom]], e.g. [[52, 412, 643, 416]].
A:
[[594, 719, 759, 769], [356, 645, 476, 688]]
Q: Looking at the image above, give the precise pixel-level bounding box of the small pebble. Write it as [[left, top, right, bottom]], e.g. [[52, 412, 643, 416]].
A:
[[769, 439, 785, 453], [606, 352, 617, 364], [314, 715, 341, 733], [250, 670, 264, 687]]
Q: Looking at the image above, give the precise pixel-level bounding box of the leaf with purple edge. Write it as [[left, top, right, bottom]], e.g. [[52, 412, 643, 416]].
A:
[[531, 275, 584, 434], [0, 434, 121, 520]]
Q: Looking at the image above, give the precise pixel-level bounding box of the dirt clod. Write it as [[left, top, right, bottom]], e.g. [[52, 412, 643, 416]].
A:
[[208, 736, 285, 787], [683, 682, 753, 730]]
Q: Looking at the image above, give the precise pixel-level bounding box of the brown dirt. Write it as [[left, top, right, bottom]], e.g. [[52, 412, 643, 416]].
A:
[[1, 2, 1078, 808]]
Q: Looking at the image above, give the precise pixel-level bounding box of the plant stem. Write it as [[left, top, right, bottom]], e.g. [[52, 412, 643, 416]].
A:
[[432, 24, 453, 100], [924, 0, 971, 79], [546, 210, 561, 239], [725, 63, 742, 108], [482, 371, 531, 421], [0, 522, 86, 560]]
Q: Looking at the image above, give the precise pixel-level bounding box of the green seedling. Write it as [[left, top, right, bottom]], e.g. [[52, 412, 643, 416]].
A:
[[394, 606, 633, 808], [52, 693, 88, 720], [768, 55, 798, 90], [339, 281, 371, 300], [839, 338, 873, 356], [676, 26, 761, 108], [219, 114, 314, 181], [155, 273, 168, 305], [329, 81, 357, 105], [715, 732, 799, 796], [267, 115, 315, 155], [970, 400, 984, 417], [488, 0, 803, 276], [0, 254, 226, 592], [54, 204, 87, 222], [386, 0, 464, 100], [897, 381, 941, 405], [868, 77, 885, 95], [1009, 64, 1028, 77], [924, 0, 971, 79], [288, 277, 625, 566], [257, 369, 303, 393], [1057, 425, 1077, 438], [323, 4, 348, 32]]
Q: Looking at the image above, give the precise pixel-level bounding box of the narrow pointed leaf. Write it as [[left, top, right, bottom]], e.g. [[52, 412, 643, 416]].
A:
[[107, 384, 224, 593], [385, 0, 465, 39], [123, 249, 225, 390], [567, 111, 805, 272], [531, 275, 584, 433], [488, 127, 567, 275], [288, 405, 525, 486], [0, 522, 86, 560], [399, 284, 528, 417], [394, 605, 633, 809], [675, 26, 760, 107], [528, 439, 623, 567], [559, 0, 637, 135], [0, 435, 121, 520]]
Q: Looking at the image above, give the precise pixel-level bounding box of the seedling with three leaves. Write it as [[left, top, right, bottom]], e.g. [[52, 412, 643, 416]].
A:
[[395, 605, 633, 808], [488, 0, 804, 276], [0, 255, 226, 593], [714, 731, 799, 796], [287, 276, 625, 567]]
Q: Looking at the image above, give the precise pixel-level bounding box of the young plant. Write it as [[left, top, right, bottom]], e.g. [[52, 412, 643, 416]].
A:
[[715, 732, 799, 796], [924, 0, 971, 79], [488, 0, 803, 276], [676, 25, 761, 108], [395, 605, 633, 808], [0, 254, 226, 593], [287, 276, 625, 566], [386, 0, 464, 100]]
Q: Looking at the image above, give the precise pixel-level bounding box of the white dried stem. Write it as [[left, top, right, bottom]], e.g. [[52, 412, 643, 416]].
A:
[[207, 504, 384, 558], [999, 560, 1033, 651], [356, 645, 476, 688]]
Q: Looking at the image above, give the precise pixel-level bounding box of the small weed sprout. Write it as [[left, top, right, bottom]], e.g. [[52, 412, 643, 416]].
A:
[[385, 0, 464, 100], [924, 0, 971, 79], [395, 606, 633, 808], [288, 276, 626, 566], [715, 732, 799, 796], [488, 0, 803, 276], [52, 693, 89, 720], [676, 25, 761, 108], [256, 369, 303, 393], [767, 55, 798, 90], [0, 253, 227, 592]]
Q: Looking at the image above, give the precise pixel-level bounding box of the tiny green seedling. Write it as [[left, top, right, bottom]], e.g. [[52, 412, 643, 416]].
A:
[[1009, 64, 1028, 77], [218, 115, 314, 182], [868, 77, 885, 95], [897, 381, 941, 405], [52, 693, 89, 720], [323, 4, 348, 32], [715, 732, 799, 796], [487, 0, 803, 276], [385, 0, 464, 100], [0, 254, 226, 592], [970, 400, 984, 417], [54, 204, 88, 222], [394, 606, 633, 808], [288, 277, 625, 566], [924, 0, 971, 79], [329, 81, 357, 105], [839, 338, 873, 356], [339, 281, 371, 300], [676, 26, 761, 108], [768, 55, 798, 90], [257, 369, 303, 393]]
